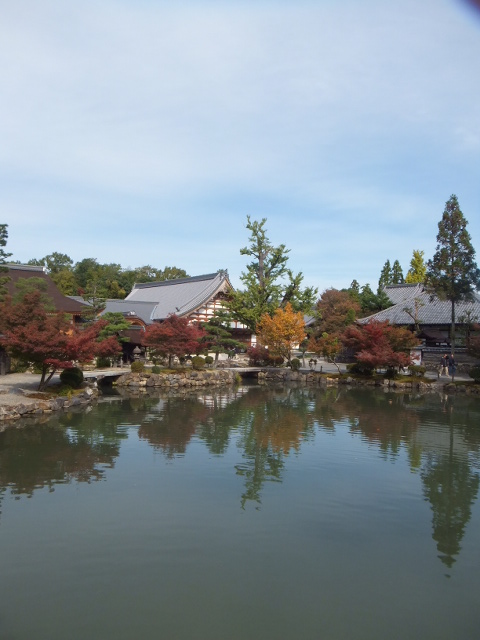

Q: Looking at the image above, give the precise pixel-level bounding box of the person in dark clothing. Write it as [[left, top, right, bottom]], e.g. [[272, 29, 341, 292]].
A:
[[448, 353, 456, 376], [439, 354, 448, 376]]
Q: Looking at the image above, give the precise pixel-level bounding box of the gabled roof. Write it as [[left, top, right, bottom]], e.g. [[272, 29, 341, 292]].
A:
[[3, 265, 87, 315], [359, 284, 480, 326], [124, 271, 232, 321]]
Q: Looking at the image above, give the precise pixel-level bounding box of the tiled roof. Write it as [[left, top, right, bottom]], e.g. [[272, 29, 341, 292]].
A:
[[4, 265, 87, 315], [101, 299, 158, 325], [359, 284, 480, 326], [381, 283, 423, 305], [125, 271, 231, 321]]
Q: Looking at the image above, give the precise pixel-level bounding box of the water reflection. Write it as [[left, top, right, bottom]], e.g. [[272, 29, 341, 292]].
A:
[[0, 402, 127, 496], [0, 385, 479, 569]]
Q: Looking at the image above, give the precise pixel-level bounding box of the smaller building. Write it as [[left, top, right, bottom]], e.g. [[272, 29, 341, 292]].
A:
[[359, 284, 480, 347]]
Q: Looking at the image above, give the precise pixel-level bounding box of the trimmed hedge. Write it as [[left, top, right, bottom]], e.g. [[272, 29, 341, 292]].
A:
[[60, 367, 84, 388], [191, 356, 205, 370]]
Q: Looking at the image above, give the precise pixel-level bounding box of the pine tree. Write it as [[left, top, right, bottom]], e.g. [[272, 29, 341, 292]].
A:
[[405, 250, 427, 283], [378, 260, 392, 290], [426, 195, 480, 354], [348, 279, 360, 302], [201, 310, 244, 363], [391, 260, 404, 284]]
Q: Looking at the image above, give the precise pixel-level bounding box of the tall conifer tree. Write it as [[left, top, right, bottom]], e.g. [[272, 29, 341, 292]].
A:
[[426, 195, 480, 353]]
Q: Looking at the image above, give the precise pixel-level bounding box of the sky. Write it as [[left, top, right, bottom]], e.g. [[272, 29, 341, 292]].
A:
[[1, 0, 479, 294]]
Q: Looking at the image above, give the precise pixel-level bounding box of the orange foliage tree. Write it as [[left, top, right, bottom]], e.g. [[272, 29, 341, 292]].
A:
[[256, 303, 306, 364]]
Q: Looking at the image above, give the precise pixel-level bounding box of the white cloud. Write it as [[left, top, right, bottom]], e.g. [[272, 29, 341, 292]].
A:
[[1, 0, 479, 289]]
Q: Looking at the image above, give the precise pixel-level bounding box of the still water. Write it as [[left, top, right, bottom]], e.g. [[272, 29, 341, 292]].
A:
[[1, 384, 480, 640]]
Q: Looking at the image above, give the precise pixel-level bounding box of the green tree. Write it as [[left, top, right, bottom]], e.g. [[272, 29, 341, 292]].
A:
[[51, 268, 78, 296], [74, 258, 100, 290], [28, 252, 73, 274], [359, 283, 391, 316], [391, 260, 404, 284], [425, 195, 480, 354], [405, 249, 427, 284], [201, 310, 244, 364], [98, 312, 131, 342], [227, 216, 317, 332], [348, 279, 360, 302], [0, 224, 12, 297], [378, 260, 392, 289]]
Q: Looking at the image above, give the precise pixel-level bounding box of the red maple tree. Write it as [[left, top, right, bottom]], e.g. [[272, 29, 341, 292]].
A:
[[342, 320, 419, 371], [143, 314, 206, 366], [0, 290, 121, 390]]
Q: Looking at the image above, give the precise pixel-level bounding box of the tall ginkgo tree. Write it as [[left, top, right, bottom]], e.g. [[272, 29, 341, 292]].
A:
[[426, 195, 480, 354], [405, 250, 427, 284]]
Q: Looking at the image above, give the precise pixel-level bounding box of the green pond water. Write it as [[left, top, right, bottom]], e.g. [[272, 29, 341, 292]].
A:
[[1, 384, 480, 640]]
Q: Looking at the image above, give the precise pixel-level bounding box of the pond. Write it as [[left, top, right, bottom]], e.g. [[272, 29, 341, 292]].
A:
[[1, 384, 480, 640]]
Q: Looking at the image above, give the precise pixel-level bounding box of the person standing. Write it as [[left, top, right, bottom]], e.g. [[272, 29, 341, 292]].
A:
[[448, 353, 456, 377], [439, 354, 448, 376]]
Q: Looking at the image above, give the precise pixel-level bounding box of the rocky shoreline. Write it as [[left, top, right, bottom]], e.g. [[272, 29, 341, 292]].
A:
[[0, 369, 239, 425], [113, 368, 238, 389], [1, 367, 478, 426], [258, 369, 480, 395], [0, 387, 99, 427]]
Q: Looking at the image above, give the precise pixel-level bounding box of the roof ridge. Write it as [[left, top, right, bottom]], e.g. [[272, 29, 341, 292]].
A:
[[7, 263, 46, 272], [132, 272, 219, 290]]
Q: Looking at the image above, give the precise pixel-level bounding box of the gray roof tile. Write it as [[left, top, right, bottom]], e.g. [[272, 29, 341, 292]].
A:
[[359, 285, 480, 326], [124, 272, 231, 321]]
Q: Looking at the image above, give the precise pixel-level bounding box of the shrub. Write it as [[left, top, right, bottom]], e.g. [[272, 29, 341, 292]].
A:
[[204, 356, 214, 367], [247, 346, 283, 367], [131, 361, 145, 373], [469, 366, 480, 382], [10, 358, 29, 373], [60, 367, 84, 388], [290, 358, 301, 371], [247, 345, 269, 366], [408, 364, 427, 376], [151, 365, 162, 374], [191, 356, 205, 370], [96, 356, 111, 368], [58, 385, 73, 397], [347, 362, 374, 377]]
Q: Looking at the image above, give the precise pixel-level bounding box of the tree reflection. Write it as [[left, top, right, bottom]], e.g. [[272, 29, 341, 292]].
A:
[[422, 451, 479, 568], [418, 396, 480, 568], [234, 387, 316, 508], [0, 402, 128, 499], [1, 384, 479, 566], [138, 396, 210, 457]]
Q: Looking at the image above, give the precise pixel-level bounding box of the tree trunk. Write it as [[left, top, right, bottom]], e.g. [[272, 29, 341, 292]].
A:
[[451, 299, 456, 381], [451, 299, 456, 357]]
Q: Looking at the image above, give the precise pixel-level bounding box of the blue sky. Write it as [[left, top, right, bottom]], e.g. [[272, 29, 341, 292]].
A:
[[1, 0, 479, 293]]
